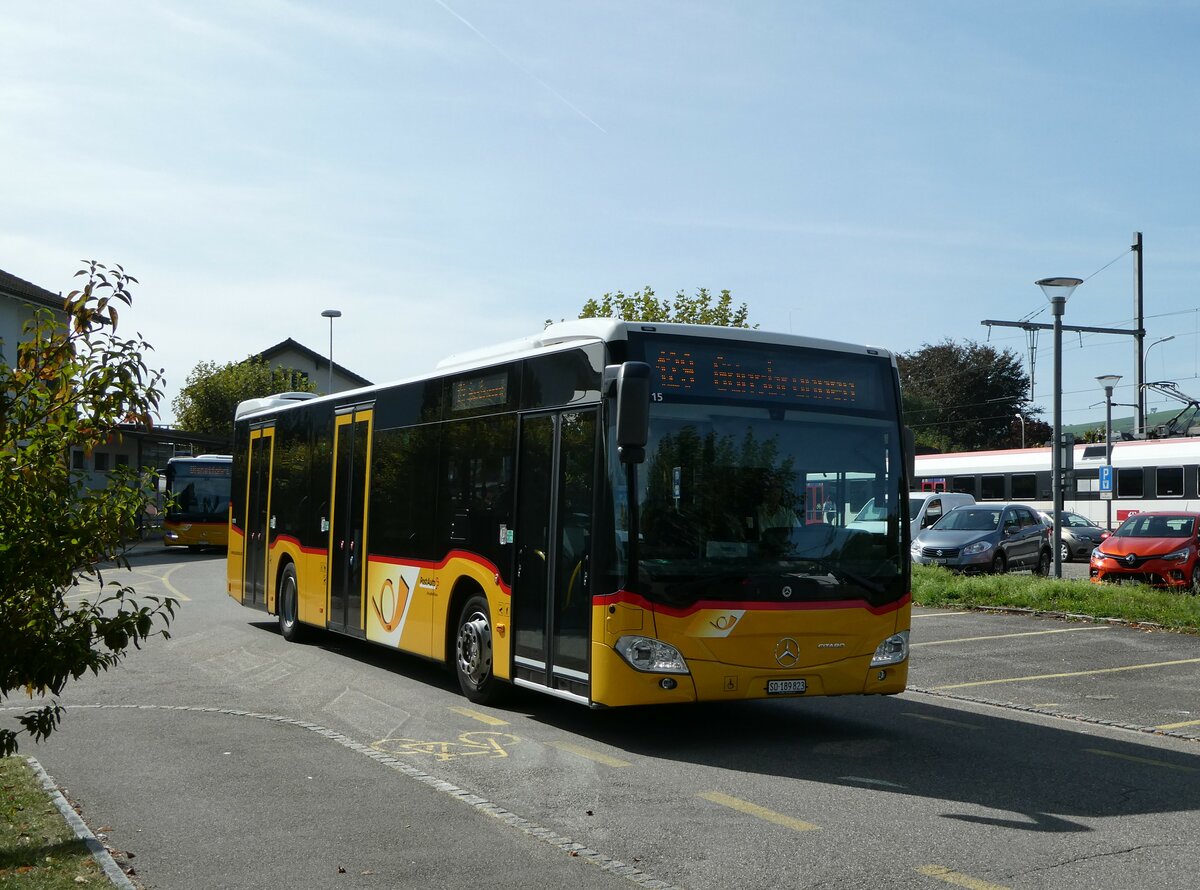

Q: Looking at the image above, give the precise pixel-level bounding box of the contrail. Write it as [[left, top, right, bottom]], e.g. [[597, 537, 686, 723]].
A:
[[432, 0, 607, 134]]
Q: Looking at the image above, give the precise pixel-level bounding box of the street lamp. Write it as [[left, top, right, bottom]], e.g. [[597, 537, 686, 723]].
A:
[[1036, 276, 1083, 579], [321, 309, 342, 394], [1096, 374, 1121, 533], [1144, 334, 1176, 385], [1014, 413, 1025, 449]]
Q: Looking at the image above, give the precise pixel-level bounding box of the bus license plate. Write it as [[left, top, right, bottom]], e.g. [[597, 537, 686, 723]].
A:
[[767, 679, 807, 695]]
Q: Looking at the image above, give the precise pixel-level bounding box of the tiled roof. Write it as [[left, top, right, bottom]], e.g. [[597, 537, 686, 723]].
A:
[[0, 268, 62, 310]]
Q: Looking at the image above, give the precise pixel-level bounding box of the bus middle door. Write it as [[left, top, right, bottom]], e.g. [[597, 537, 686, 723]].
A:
[[512, 409, 598, 701], [243, 424, 275, 609], [327, 406, 373, 637]]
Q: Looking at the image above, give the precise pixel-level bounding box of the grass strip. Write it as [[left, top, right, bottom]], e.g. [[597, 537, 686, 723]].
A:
[[0, 757, 104, 888], [913, 563, 1200, 632]]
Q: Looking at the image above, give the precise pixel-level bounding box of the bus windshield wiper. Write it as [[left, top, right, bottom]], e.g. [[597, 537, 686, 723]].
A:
[[789, 558, 886, 597]]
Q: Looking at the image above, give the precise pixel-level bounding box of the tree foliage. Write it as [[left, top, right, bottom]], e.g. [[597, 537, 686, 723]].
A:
[[0, 262, 176, 756], [579, 286, 752, 327], [172, 358, 316, 440], [899, 339, 1043, 452]]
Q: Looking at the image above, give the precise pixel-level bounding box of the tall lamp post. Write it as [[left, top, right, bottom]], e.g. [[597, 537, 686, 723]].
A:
[[321, 309, 342, 394], [1144, 334, 1176, 385], [1096, 374, 1121, 533], [1014, 413, 1025, 449], [1036, 276, 1083, 579]]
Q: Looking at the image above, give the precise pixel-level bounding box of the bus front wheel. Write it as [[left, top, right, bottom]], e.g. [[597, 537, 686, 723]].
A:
[[455, 594, 505, 705], [277, 563, 305, 643]]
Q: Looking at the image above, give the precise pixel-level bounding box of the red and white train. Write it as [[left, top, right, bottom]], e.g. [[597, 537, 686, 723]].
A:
[[913, 435, 1200, 530]]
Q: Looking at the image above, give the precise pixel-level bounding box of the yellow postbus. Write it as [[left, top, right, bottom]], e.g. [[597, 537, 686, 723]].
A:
[[227, 320, 913, 707], [163, 454, 232, 549]]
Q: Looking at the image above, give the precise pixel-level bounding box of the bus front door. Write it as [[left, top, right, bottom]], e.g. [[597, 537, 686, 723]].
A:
[[243, 425, 275, 608], [513, 409, 598, 700], [327, 406, 373, 637]]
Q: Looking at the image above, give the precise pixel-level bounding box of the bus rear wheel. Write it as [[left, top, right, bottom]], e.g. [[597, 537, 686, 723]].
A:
[[455, 594, 505, 705], [277, 563, 305, 643]]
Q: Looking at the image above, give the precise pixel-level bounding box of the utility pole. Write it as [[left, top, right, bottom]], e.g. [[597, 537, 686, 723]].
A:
[[1133, 232, 1145, 437]]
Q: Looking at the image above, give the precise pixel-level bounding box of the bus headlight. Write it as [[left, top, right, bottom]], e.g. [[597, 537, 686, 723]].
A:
[[870, 630, 909, 667], [615, 636, 689, 674]]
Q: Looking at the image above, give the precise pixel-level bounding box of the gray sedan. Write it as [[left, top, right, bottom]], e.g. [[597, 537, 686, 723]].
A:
[[1037, 510, 1108, 562]]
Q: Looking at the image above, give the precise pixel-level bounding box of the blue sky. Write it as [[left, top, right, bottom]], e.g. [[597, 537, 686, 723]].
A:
[[4, 1, 1199, 428]]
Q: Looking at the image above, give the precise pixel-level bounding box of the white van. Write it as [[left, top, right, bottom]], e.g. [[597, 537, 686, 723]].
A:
[[850, 491, 976, 539]]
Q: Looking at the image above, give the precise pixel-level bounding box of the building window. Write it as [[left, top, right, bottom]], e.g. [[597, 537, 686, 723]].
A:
[[115, 454, 130, 468], [94, 452, 110, 472], [72, 450, 85, 470]]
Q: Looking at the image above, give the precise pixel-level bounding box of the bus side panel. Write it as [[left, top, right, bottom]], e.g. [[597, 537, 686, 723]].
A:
[[267, 538, 306, 616], [364, 554, 512, 679], [227, 524, 245, 603]]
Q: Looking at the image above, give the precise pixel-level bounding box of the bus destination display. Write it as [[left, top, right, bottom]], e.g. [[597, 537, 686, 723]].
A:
[[642, 339, 884, 408], [450, 371, 508, 412]]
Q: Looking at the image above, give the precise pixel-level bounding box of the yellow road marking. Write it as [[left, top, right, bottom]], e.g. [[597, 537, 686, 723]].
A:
[[1157, 718, 1200, 730], [904, 713, 982, 730], [156, 563, 192, 602], [547, 741, 631, 768], [917, 864, 1010, 890], [697, 791, 819, 832], [1085, 749, 1198, 773], [932, 657, 1200, 690], [448, 706, 509, 726], [912, 626, 1109, 647]]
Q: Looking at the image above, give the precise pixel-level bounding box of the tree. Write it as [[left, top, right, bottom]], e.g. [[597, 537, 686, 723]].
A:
[[172, 358, 316, 440], [899, 339, 1039, 452], [1, 262, 176, 756], [579, 286, 752, 327]]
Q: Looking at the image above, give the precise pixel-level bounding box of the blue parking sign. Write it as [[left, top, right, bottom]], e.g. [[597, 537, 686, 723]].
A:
[[1099, 465, 1113, 492]]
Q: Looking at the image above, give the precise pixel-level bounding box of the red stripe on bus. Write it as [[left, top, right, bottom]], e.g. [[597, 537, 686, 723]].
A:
[[594, 589, 911, 617], [367, 550, 512, 596]]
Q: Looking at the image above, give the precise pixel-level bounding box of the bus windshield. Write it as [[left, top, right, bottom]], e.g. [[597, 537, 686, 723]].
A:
[[614, 402, 906, 609], [165, 459, 232, 521]]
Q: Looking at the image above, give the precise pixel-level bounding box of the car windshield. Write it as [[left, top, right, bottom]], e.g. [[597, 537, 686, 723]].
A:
[[1062, 512, 1099, 528], [907, 498, 928, 521], [931, 508, 1000, 532], [1114, 515, 1196, 538]]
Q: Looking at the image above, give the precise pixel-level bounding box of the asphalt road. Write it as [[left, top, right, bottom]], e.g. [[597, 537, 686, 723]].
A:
[[8, 546, 1199, 890]]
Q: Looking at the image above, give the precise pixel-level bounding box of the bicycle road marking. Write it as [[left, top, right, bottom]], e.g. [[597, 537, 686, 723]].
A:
[[372, 730, 520, 761]]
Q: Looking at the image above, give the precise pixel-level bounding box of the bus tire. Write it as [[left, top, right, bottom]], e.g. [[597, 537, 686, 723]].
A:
[[455, 594, 505, 705], [277, 562, 305, 643]]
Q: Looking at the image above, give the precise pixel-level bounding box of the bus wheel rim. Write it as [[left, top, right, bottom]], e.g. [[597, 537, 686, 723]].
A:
[[457, 611, 492, 685]]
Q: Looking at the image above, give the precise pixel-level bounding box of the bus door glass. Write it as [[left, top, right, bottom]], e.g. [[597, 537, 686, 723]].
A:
[[328, 406, 373, 636], [243, 425, 275, 607], [513, 409, 598, 692]]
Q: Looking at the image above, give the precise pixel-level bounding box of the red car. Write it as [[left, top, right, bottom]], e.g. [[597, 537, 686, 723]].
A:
[[1090, 511, 1200, 591]]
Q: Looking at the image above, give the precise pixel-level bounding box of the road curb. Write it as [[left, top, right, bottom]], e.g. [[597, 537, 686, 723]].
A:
[[25, 756, 136, 889]]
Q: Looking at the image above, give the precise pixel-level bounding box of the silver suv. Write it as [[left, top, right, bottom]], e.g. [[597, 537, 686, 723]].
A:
[[912, 503, 1052, 574]]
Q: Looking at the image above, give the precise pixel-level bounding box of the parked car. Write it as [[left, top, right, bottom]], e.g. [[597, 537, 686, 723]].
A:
[[1089, 511, 1200, 591], [1036, 510, 1109, 563], [850, 491, 975, 539], [911, 502, 1051, 574]]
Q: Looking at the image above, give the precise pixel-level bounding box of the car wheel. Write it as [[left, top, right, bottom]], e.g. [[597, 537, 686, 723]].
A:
[[991, 552, 1007, 574], [1059, 541, 1071, 563], [1034, 549, 1052, 577], [1191, 564, 1200, 595]]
